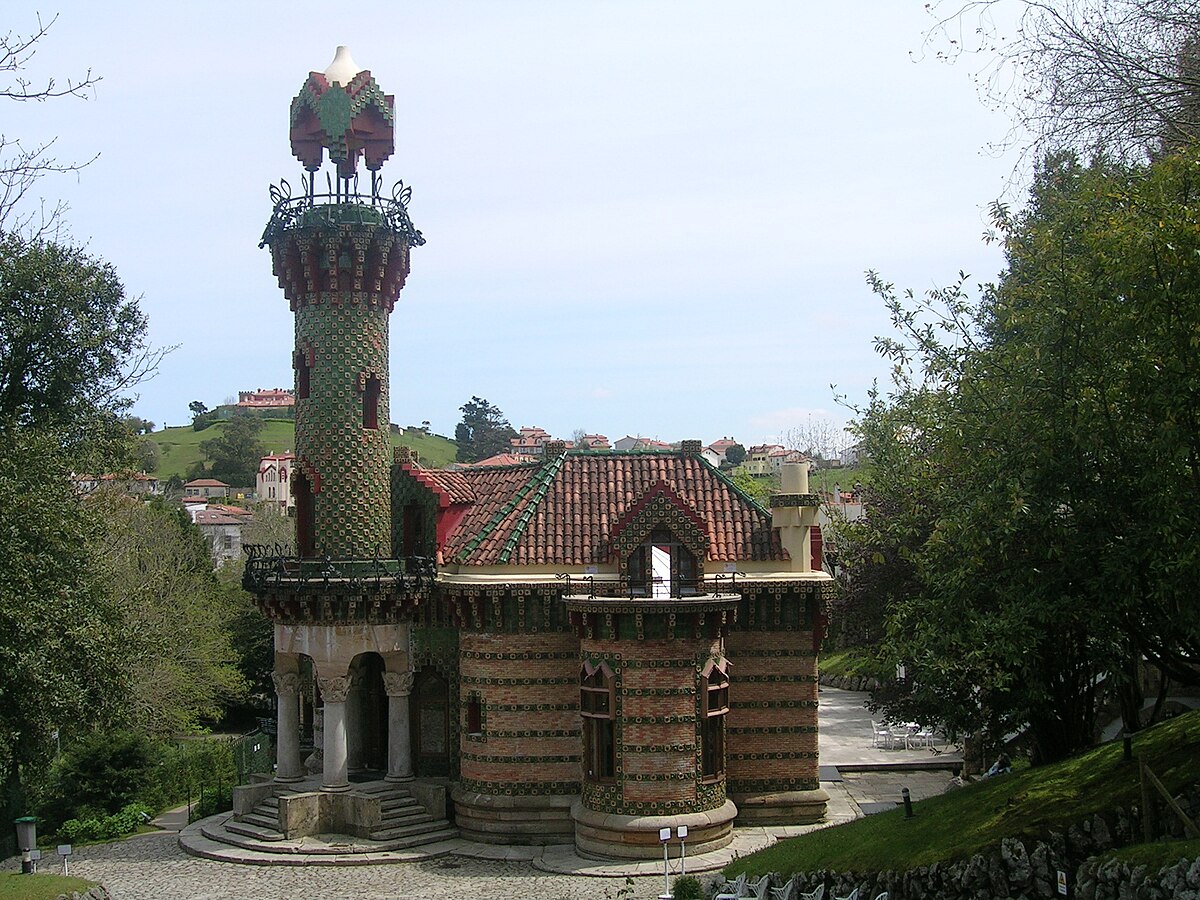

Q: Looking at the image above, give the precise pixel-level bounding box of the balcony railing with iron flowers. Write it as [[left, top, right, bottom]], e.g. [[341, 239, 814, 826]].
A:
[[242, 543, 436, 596]]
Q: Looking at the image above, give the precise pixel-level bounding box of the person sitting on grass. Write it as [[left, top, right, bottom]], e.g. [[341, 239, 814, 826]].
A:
[[984, 753, 1012, 778]]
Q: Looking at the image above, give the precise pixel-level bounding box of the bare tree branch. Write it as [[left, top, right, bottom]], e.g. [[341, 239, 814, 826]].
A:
[[923, 0, 1200, 164], [0, 14, 101, 236]]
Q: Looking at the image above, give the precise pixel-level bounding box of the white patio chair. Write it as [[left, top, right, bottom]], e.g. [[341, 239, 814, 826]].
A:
[[870, 721, 894, 749], [905, 725, 933, 750], [832, 889, 858, 900], [798, 885, 825, 900], [769, 879, 796, 900], [745, 874, 772, 900], [715, 872, 748, 900], [872, 893, 889, 900]]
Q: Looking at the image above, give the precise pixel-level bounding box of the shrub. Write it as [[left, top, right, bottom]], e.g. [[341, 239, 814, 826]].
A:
[[36, 731, 165, 832], [672, 874, 703, 900], [55, 802, 152, 843]]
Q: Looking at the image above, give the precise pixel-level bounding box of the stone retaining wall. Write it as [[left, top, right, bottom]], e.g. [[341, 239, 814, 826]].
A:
[[715, 783, 1200, 899]]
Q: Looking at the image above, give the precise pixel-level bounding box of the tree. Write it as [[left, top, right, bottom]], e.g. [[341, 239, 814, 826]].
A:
[[121, 415, 154, 435], [1, 14, 100, 236], [85, 491, 247, 735], [135, 437, 159, 473], [783, 414, 849, 461], [188, 400, 208, 419], [926, 0, 1200, 163], [0, 234, 161, 442], [197, 412, 265, 487], [853, 146, 1200, 763], [0, 429, 128, 800], [455, 396, 518, 463]]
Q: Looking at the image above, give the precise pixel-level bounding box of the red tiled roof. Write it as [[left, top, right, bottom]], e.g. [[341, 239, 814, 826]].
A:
[[402, 465, 478, 507], [184, 478, 230, 487], [464, 453, 537, 468], [432, 452, 784, 566]]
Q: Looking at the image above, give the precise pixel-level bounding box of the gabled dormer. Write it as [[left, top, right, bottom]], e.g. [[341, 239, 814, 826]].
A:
[[610, 480, 709, 597]]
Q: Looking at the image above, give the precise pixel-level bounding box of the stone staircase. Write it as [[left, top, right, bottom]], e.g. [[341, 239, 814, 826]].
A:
[[202, 780, 457, 856]]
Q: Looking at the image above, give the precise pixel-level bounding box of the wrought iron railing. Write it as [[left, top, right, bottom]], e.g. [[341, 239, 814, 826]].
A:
[[260, 172, 425, 248], [555, 572, 742, 600], [242, 543, 434, 595]]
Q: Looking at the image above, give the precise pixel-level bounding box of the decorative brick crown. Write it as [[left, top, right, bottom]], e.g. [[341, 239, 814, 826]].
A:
[[543, 440, 568, 457], [680, 439, 703, 454], [394, 446, 418, 466]]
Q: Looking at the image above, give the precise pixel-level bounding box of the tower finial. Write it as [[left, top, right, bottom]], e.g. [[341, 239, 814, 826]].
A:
[[324, 46, 361, 85]]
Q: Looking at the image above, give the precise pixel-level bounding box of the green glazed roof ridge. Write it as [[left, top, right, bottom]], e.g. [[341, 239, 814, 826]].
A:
[[498, 453, 567, 563], [699, 454, 773, 517], [452, 462, 552, 564]]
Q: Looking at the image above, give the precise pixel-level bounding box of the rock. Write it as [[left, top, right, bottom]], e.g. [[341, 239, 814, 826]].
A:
[[1001, 837, 1033, 887], [1091, 814, 1113, 850]]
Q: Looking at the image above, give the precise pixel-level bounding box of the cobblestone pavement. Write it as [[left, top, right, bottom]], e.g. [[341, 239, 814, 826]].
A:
[[2, 833, 671, 900]]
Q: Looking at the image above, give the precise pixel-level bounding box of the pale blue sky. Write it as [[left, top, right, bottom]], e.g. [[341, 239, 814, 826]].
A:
[[11, 2, 1020, 449]]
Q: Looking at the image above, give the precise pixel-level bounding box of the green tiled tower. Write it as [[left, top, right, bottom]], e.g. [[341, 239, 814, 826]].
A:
[[261, 47, 424, 559]]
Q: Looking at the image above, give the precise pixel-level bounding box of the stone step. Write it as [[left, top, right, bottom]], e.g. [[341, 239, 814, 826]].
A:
[[369, 818, 450, 842], [386, 801, 424, 816], [240, 811, 283, 831], [374, 826, 459, 849], [222, 819, 286, 842], [378, 812, 435, 832]]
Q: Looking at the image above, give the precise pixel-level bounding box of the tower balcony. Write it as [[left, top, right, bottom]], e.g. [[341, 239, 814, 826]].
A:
[[242, 544, 435, 623]]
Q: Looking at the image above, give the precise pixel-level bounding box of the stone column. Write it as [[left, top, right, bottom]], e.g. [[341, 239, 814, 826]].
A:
[[383, 671, 415, 783], [272, 671, 304, 783], [317, 675, 352, 792], [346, 663, 365, 776]]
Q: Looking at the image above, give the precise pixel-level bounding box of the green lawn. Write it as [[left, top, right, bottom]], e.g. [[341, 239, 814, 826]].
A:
[[818, 647, 892, 683], [727, 709, 1200, 877], [151, 421, 456, 481], [0, 872, 98, 899]]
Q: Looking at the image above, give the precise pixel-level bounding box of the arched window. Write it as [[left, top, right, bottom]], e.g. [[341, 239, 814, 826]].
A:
[[581, 661, 616, 782], [701, 659, 729, 780]]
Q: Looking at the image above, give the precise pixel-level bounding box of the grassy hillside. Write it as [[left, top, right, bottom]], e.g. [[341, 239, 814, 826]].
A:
[[151, 421, 456, 481], [727, 708, 1200, 876]]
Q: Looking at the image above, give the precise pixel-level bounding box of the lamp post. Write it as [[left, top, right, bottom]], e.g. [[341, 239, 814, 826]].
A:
[[659, 826, 672, 899], [14, 817, 36, 874]]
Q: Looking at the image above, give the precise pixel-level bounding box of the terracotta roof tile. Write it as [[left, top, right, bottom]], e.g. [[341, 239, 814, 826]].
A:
[[429, 451, 783, 566]]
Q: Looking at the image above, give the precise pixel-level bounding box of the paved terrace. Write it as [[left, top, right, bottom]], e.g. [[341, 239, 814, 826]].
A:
[[2, 688, 962, 899]]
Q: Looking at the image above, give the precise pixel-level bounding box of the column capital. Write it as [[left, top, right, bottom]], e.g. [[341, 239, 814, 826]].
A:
[[318, 675, 352, 704], [272, 671, 302, 697], [383, 671, 414, 698]]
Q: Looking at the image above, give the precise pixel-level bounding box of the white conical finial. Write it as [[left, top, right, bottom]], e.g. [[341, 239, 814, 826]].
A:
[[324, 46, 362, 85]]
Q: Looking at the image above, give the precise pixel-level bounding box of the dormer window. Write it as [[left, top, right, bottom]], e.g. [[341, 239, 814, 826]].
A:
[[628, 526, 699, 597]]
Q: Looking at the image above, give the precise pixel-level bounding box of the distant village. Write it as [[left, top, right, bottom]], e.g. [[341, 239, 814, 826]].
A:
[[73, 386, 863, 568]]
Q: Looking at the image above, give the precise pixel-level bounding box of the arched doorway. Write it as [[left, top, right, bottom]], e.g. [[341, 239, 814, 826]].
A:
[[410, 668, 450, 777], [348, 652, 388, 777]]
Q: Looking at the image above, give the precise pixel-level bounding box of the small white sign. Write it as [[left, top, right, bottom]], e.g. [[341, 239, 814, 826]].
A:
[[677, 824, 688, 839], [724, 562, 737, 573], [584, 565, 598, 575], [29, 850, 42, 861], [57, 845, 72, 857], [658, 827, 671, 842], [1057, 870, 1068, 896]]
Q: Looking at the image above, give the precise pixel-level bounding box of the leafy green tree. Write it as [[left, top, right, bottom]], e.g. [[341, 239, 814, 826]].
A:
[[0, 429, 128, 801], [0, 234, 161, 448], [197, 413, 265, 487], [86, 491, 246, 735], [455, 396, 518, 463], [136, 437, 160, 473], [852, 147, 1200, 763], [725, 443, 747, 466]]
